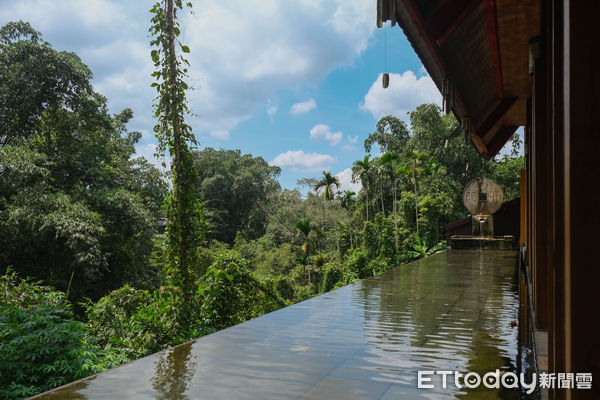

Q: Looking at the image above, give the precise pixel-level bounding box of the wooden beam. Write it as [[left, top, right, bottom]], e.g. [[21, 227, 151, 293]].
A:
[[425, 0, 481, 45], [483, 0, 503, 97], [401, 0, 491, 158], [487, 124, 518, 158], [475, 97, 517, 137], [402, 0, 449, 76], [470, 133, 488, 157]]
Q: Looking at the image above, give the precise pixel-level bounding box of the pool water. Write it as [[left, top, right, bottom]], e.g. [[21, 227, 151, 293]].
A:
[[33, 250, 520, 400]]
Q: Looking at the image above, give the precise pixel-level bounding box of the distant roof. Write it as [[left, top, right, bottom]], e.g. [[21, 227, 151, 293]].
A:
[[379, 0, 539, 158]]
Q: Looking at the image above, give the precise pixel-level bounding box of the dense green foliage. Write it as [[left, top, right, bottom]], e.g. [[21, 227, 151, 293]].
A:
[[0, 271, 127, 399], [150, 0, 205, 318], [352, 104, 523, 244], [0, 22, 165, 301], [0, 18, 523, 400], [192, 148, 281, 243], [200, 254, 285, 329]]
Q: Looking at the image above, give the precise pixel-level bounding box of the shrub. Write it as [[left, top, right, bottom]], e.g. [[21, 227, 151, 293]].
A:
[[319, 261, 344, 293], [292, 285, 315, 303], [274, 276, 295, 302], [368, 257, 394, 276], [85, 285, 212, 359], [199, 253, 285, 330], [0, 271, 126, 400], [345, 249, 371, 279]]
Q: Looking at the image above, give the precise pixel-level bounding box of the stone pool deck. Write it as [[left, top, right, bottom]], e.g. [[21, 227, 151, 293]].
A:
[[32, 250, 520, 400]]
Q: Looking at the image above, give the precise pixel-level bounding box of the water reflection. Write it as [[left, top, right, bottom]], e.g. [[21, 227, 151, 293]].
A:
[[34, 249, 519, 400], [357, 250, 519, 399], [151, 343, 196, 399]]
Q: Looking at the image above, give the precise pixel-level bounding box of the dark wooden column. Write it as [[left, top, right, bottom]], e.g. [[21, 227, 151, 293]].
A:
[[563, 1, 600, 398], [532, 53, 552, 330], [525, 97, 533, 287], [550, 1, 565, 399]]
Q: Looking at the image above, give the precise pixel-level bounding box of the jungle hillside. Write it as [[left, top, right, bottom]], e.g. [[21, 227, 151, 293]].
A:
[[0, 18, 523, 399]]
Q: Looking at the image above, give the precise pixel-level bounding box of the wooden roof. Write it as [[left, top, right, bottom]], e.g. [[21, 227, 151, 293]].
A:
[[381, 0, 540, 158]]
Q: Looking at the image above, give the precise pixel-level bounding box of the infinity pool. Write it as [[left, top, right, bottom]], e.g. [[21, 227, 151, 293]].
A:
[[33, 250, 520, 399]]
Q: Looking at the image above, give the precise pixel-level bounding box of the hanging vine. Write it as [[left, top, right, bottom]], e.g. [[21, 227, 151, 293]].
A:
[[149, 0, 205, 318]]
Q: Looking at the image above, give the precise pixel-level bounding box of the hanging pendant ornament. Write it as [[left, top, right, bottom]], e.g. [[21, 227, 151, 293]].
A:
[[379, 1, 395, 89], [382, 19, 389, 89]]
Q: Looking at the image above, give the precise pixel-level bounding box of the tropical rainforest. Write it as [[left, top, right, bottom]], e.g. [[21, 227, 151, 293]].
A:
[[0, 17, 523, 399]]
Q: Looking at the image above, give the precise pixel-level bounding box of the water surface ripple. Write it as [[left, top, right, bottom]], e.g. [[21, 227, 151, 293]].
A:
[[34, 249, 519, 400]]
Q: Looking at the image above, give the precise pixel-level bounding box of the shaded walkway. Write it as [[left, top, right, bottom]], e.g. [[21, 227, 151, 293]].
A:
[[35, 250, 519, 400]]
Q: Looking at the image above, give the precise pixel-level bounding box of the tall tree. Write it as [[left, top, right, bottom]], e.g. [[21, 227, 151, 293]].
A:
[[0, 22, 165, 300], [403, 150, 428, 236], [374, 158, 388, 217], [192, 148, 280, 243], [364, 115, 410, 154], [314, 171, 341, 256], [295, 218, 313, 283], [352, 156, 372, 221], [339, 191, 356, 212], [150, 0, 204, 314], [314, 171, 340, 201], [0, 21, 93, 146], [380, 152, 409, 250]]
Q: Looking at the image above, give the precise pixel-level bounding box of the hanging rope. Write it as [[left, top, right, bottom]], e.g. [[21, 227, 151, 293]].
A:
[[385, 22, 387, 73], [378, 1, 396, 88]]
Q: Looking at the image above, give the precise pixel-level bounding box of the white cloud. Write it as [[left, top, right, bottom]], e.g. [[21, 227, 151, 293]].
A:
[[182, 0, 375, 134], [0, 1, 155, 134], [270, 150, 335, 173], [342, 144, 355, 152], [267, 105, 278, 118], [210, 130, 230, 140], [347, 135, 359, 144], [134, 143, 169, 173], [291, 98, 317, 115], [309, 124, 343, 146], [359, 71, 442, 122], [134, 143, 157, 161], [335, 168, 361, 193], [0, 0, 375, 139]]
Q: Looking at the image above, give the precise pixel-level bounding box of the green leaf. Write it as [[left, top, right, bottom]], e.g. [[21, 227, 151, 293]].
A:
[[180, 45, 190, 53]]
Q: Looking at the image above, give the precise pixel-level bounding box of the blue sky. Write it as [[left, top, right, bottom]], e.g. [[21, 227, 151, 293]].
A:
[[1, 0, 447, 191]]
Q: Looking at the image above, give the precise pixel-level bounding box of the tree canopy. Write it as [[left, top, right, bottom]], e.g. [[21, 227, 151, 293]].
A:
[[192, 148, 281, 244], [0, 22, 166, 301], [0, 19, 525, 399]]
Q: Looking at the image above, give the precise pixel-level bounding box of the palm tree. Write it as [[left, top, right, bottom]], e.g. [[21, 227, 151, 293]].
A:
[[315, 171, 341, 257], [352, 156, 372, 221], [295, 218, 312, 238], [403, 150, 428, 236], [374, 159, 388, 217], [380, 152, 409, 250], [314, 171, 340, 201], [295, 218, 313, 283], [339, 190, 356, 212]]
